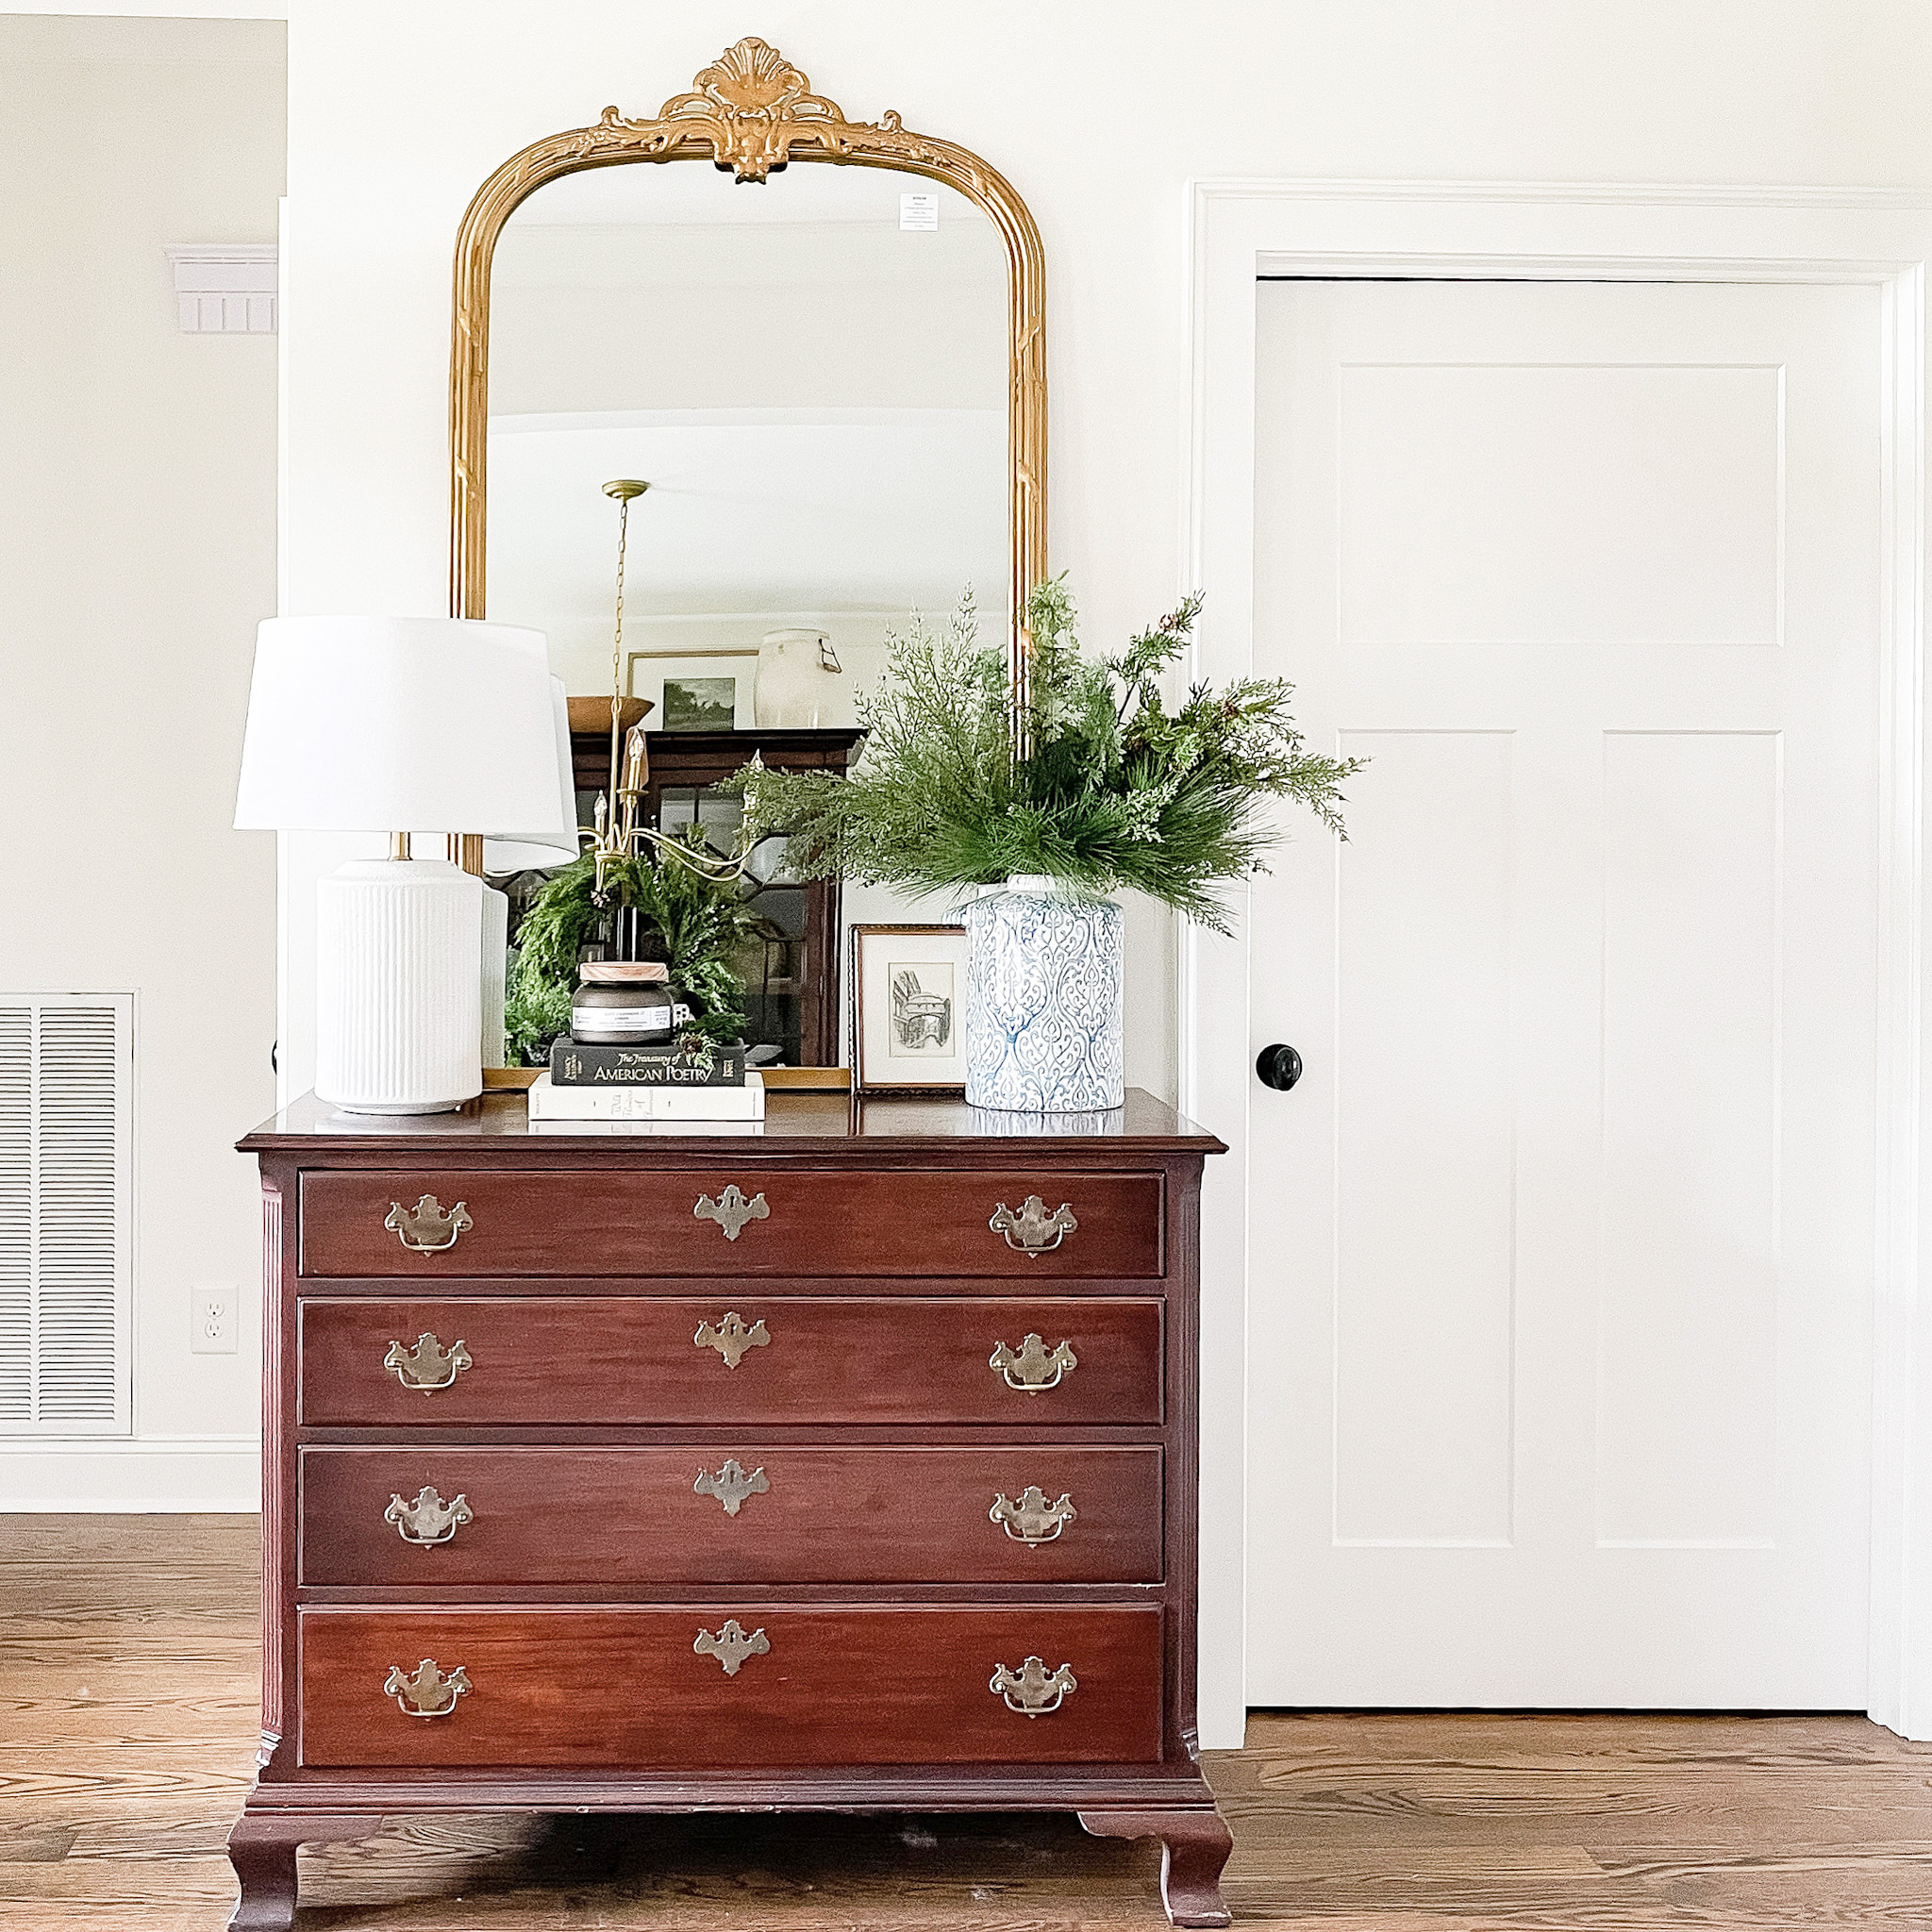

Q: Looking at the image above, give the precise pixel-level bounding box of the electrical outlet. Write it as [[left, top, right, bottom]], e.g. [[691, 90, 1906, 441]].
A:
[[191, 1291, 238, 1356]]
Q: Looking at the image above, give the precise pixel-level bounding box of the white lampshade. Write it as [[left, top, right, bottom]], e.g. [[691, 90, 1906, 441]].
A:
[[483, 678, 582, 873], [234, 616, 569, 836], [233, 615, 568, 1115]]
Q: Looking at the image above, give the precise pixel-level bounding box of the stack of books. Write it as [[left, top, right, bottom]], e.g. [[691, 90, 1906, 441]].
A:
[[526, 1035, 766, 1123]]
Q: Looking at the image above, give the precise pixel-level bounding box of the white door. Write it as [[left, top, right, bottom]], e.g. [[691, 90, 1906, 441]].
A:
[[1245, 279, 1881, 1707]]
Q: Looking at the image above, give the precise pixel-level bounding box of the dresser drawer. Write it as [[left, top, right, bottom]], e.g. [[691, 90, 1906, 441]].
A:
[[300, 1445, 1163, 1586], [299, 1606, 1163, 1767], [298, 1168, 1162, 1280], [300, 1295, 1162, 1427]]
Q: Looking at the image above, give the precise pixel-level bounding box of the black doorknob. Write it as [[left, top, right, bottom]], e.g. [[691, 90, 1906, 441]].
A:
[[1256, 1043, 1303, 1091]]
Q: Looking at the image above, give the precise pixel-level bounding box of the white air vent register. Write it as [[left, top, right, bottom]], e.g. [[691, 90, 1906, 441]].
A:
[[166, 244, 276, 335], [0, 995, 132, 1434]]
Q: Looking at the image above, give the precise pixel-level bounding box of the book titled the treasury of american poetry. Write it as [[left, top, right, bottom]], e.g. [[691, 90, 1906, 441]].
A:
[[550, 1039, 747, 1088]]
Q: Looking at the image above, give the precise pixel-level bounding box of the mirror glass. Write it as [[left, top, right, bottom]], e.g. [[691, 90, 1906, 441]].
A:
[[486, 160, 1009, 716], [482, 156, 1010, 1067]]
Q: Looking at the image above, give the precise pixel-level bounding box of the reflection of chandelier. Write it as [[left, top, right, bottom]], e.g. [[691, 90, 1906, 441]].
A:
[[586, 478, 649, 896], [585, 477, 743, 894]]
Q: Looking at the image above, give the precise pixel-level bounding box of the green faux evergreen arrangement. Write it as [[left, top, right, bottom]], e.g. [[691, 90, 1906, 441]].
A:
[[735, 579, 1361, 933], [503, 838, 757, 1067]]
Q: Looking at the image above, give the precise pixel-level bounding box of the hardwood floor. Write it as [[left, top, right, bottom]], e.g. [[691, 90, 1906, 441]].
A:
[[4, 1516, 1931, 1928]]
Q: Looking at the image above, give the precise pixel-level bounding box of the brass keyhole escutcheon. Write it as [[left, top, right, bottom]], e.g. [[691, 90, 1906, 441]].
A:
[[694, 1311, 770, 1369], [694, 1619, 770, 1676], [694, 1458, 769, 1516], [694, 1184, 769, 1241]]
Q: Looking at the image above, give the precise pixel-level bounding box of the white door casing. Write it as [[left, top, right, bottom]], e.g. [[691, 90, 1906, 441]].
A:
[[1181, 183, 1932, 1751], [1245, 277, 1878, 1707]]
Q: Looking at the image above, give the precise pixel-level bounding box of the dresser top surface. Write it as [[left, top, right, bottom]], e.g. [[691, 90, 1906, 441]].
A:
[[242, 1087, 1225, 1157]]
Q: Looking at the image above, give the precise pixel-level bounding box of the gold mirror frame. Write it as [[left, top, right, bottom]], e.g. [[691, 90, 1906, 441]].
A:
[[447, 36, 1047, 696]]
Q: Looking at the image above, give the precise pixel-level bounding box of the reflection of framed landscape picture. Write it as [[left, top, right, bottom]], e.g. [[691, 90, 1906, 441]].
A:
[[851, 924, 969, 1095], [627, 648, 758, 731]]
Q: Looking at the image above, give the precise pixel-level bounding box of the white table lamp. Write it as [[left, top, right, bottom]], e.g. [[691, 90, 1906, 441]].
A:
[[235, 617, 570, 1113]]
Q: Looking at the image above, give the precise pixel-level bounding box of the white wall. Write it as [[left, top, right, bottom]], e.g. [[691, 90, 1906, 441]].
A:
[[276, 0, 1932, 1108], [0, 13, 284, 1505], [491, 218, 1007, 416]]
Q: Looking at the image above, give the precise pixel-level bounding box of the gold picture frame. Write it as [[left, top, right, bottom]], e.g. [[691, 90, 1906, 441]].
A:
[[447, 36, 1046, 701]]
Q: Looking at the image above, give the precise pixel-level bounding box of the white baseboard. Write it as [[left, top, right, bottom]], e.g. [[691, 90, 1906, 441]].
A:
[[0, 1435, 259, 1511]]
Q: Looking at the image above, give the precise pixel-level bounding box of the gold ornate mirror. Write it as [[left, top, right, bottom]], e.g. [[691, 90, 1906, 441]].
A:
[[447, 37, 1046, 697]]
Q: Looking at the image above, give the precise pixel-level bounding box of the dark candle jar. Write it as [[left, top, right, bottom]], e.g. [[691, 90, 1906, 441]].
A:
[[571, 960, 683, 1044]]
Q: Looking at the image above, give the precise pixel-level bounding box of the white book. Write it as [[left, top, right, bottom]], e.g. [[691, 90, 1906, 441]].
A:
[[525, 1071, 765, 1123]]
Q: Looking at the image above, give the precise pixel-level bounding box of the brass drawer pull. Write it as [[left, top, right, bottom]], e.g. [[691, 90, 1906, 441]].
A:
[[384, 1485, 473, 1545], [384, 1193, 473, 1253], [990, 1331, 1077, 1391], [990, 1655, 1077, 1717], [990, 1195, 1076, 1256], [694, 1183, 769, 1241], [383, 1331, 472, 1392], [694, 1457, 769, 1516], [383, 1658, 470, 1717], [694, 1618, 769, 1676], [991, 1486, 1077, 1545], [694, 1310, 770, 1369]]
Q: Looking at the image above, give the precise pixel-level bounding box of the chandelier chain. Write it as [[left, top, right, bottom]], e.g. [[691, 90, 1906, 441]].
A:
[[611, 492, 629, 741]]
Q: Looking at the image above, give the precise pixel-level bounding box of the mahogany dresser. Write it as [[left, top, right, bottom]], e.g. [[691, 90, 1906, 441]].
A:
[[228, 1087, 1232, 1928]]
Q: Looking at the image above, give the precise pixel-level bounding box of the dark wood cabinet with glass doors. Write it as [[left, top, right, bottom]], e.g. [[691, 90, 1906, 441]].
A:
[[558, 725, 863, 1067]]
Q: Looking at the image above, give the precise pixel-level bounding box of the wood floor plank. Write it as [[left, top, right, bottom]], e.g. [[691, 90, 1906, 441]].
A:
[[0, 1825, 75, 1862], [0, 1798, 240, 1864], [1213, 1777, 1932, 1848], [1236, 1708, 1932, 1769], [0, 1907, 224, 1932], [0, 1856, 236, 1903]]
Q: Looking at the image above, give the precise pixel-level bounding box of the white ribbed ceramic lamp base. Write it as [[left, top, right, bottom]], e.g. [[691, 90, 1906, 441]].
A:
[[316, 858, 483, 1114]]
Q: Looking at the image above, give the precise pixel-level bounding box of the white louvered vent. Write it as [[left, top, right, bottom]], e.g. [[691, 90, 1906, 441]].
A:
[[165, 244, 276, 334], [0, 996, 132, 1435]]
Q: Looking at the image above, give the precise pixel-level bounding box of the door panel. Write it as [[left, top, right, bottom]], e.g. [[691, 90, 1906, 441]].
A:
[[1245, 279, 1880, 1707]]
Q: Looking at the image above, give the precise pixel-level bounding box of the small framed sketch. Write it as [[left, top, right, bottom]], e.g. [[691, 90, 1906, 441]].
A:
[[850, 924, 969, 1095], [627, 648, 758, 731]]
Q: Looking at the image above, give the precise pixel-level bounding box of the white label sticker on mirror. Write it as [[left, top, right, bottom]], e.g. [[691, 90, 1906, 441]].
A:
[[900, 192, 940, 232]]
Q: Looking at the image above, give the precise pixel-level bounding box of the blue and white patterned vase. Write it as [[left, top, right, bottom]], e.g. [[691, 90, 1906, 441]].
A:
[[963, 875, 1124, 1112]]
